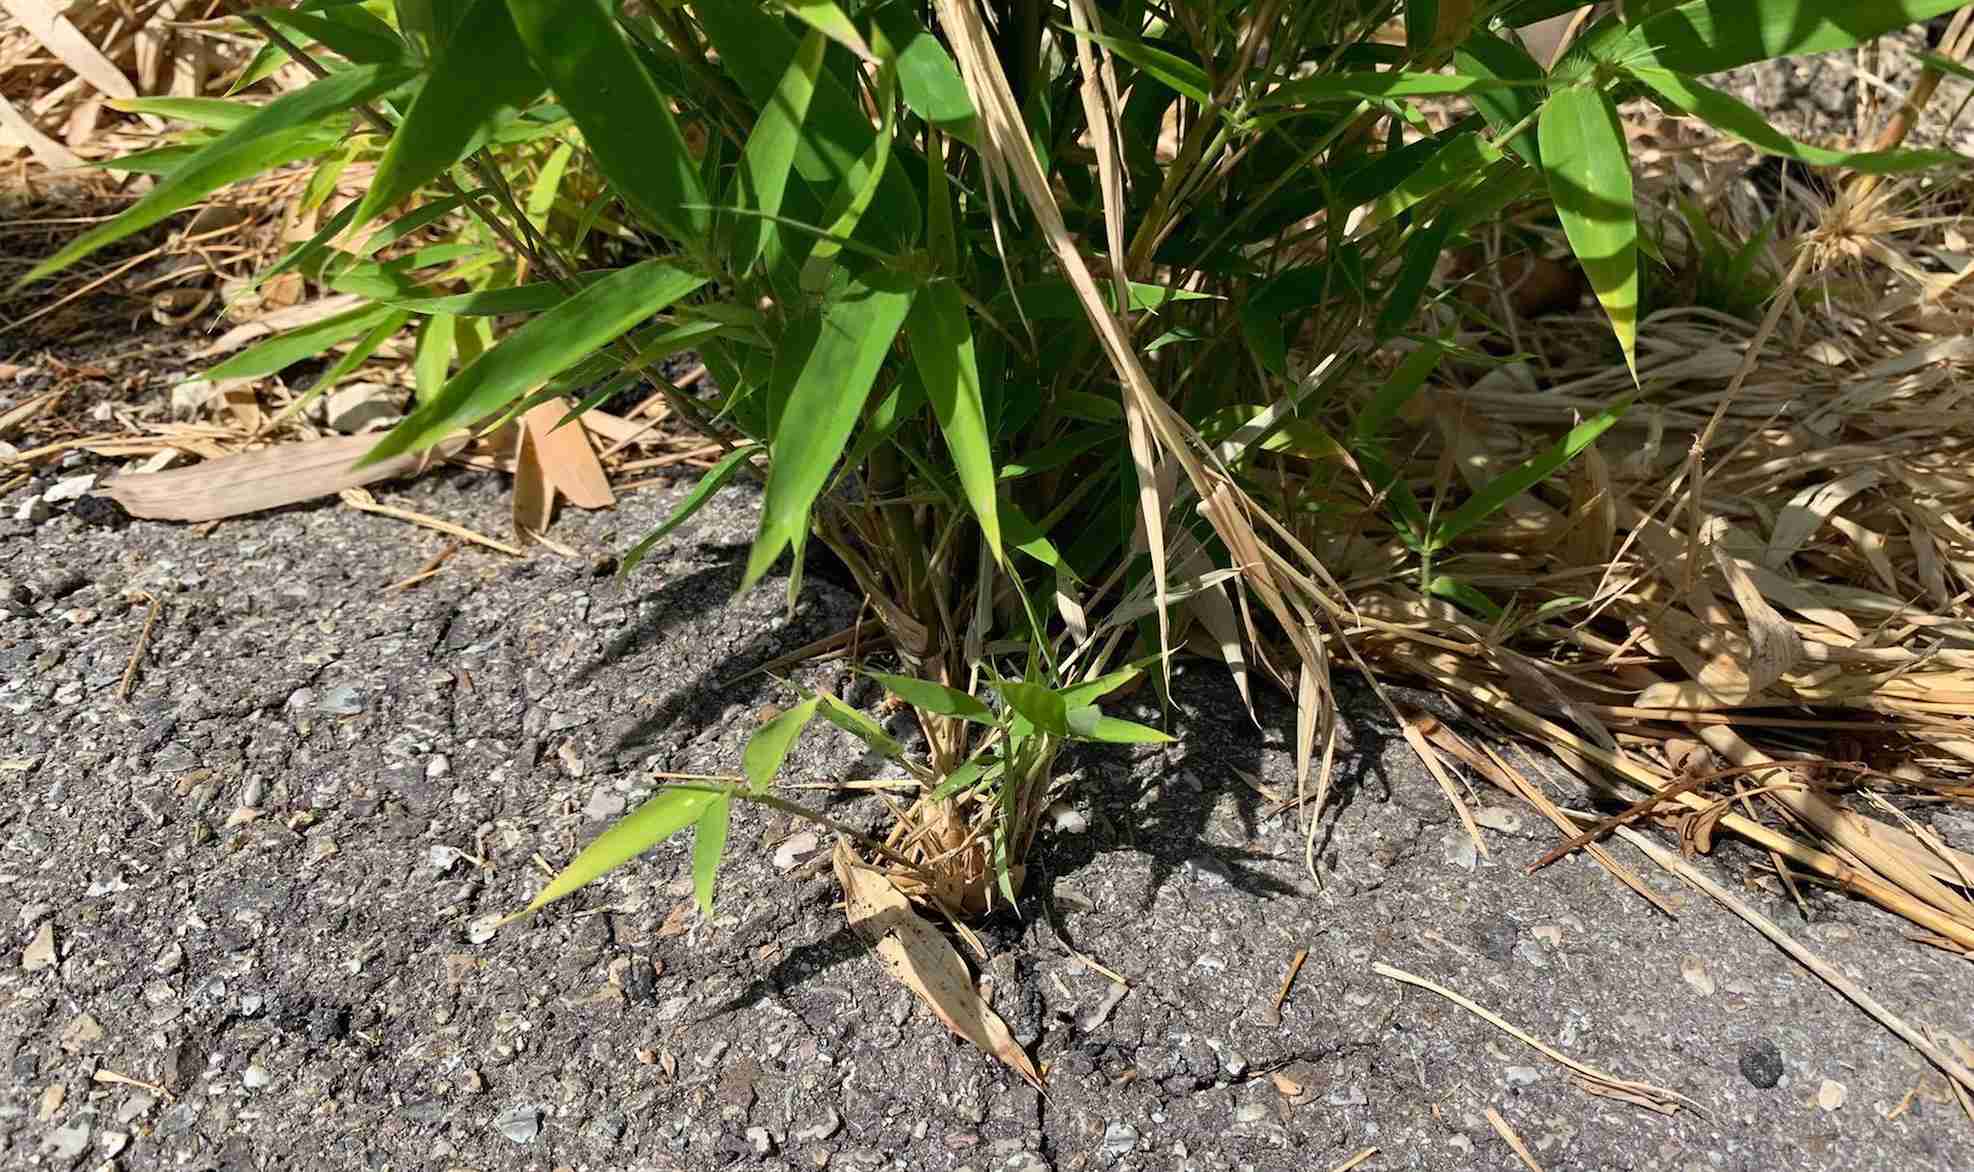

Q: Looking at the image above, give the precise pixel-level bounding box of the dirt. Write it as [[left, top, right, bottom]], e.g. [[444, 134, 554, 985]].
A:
[[4, 327, 1974, 1172]]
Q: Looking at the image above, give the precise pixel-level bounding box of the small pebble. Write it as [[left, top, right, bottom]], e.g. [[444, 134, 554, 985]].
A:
[[317, 686, 365, 716], [793, 1107, 840, 1143], [495, 1103, 542, 1144], [1101, 1121, 1139, 1156], [43, 473, 97, 503], [242, 1064, 271, 1089], [43, 1118, 91, 1161], [1739, 1038, 1784, 1089], [21, 921, 56, 972], [1046, 801, 1089, 834], [1441, 832, 1479, 870], [1816, 1079, 1847, 1111], [1472, 917, 1517, 962], [1680, 954, 1716, 996], [773, 831, 821, 870]]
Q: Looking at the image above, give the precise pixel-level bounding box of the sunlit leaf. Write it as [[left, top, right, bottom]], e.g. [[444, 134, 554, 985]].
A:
[[525, 786, 718, 914], [906, 282, 1002, 561], [996, 681, 1068, 737], [691, 795, 731, 917], [507, 0, 710, 245], [1604, 0, 1970, 76], [814, 689, 911, 761], [742, 273, 916, 589], [1066, 706, 1173, 744], [362, 260, 706, 464], [731, 28, 825, 276], [357, 0, 544, 229], [866, 671, 994, 723], [1428, 394, 1634, 550], [206, 302, 404, 381], [1539, 84, 1638, 379], [1632, 67, 1960, 174], [744, 697, 821, 790]]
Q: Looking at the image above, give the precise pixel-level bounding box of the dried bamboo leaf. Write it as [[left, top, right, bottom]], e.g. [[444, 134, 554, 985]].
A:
[[510, 419, 554, 542], [0, 90, 82, 170], [104, 434, 463, 521], [522, 399, 614, 509], [1764, 469, 1882, 570], [2, 0, 137, 100], [833, 841, 1042, 1088], [1703, 518, 1803, 695]]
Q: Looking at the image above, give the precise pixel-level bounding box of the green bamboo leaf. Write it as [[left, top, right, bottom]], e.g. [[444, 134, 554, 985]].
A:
[[813, 690, 910, 761], [265, 307, 411, 428], [1427, 394, 1633, 550], [412, 312, 455, 402], [17, 65, 412, 287], [1350, 342, 1444, 448], [524, 786, 718, 914], [361, 259, 707, 465], [783, 0, 872, 58], [732, 28, 826, 275], [742, 273, 915, 589], [354, 0, 544, 229], [996, 681, 1068, 737], [905, 282, 1001, 561], [620, 443, 760, 575], [928, 757, 994, 800], [1604, 0, 1969, 76], [1375, 214, 1457, 341], [1058, 665, 1146, 708], [95, 145, 205, 174], [999, 497, 1069, 574], [1632, 67, 1960, 174], [526, 141, 573, 226], [1453, 30, 1545, 166], [1425, 576, 1504, 621], [353, 194, 471, 258], [107, 96, 255, 130], [1920, 50, 1974, 86], [1261, 71, 1533, 107], [1062, 26, 1212, 106], [1538, 84, 1638, 380], [694, 1, 918, 245], [1066, 706, 1173, 744], [205, 302, 404, 381], [251, 6, 410, 66], [865, 671, 994, 723], [1369, 131, 1503, 225], [801, 62, 902, 291], [506, 0, 709, 245], [871, 1, 976, 143], [383, 280, 584, 315], [744, 697, 820, 790], [691, 795, 731, 917]]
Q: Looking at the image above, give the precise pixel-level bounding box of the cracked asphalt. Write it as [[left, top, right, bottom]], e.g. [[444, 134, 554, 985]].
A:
[[4, 460, 1972, 1172]]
